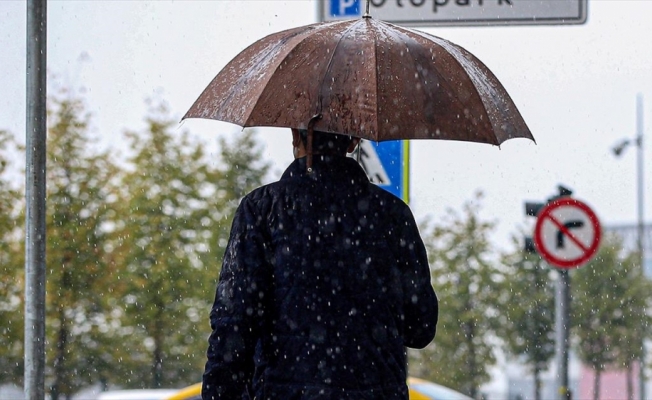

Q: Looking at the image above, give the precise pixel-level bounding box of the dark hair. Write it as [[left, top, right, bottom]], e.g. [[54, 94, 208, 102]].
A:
[[298, 129, 355, 155]]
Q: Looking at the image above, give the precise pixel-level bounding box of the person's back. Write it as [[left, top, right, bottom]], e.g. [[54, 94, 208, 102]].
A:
[[202, 132, 437, 400]]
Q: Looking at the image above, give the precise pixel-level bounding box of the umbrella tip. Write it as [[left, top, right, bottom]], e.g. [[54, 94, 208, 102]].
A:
[[363, 0, 371, 18]]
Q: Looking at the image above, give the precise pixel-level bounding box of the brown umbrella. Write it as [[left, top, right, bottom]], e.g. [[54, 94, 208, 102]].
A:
[[183, 16, 534, 148]]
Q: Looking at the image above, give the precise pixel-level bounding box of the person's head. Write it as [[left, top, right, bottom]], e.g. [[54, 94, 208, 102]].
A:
[[291, 128, 360, 158]]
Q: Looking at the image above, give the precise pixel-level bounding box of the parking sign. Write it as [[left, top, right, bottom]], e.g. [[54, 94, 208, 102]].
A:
[[321, 0, 587, 26], [330, 0, 360, 17]]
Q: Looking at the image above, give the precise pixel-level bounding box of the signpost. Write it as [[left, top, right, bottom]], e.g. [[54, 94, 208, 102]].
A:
[[532, 195, 601, 400], [26, 1, 47, 399], [320, 0, 588, 26]]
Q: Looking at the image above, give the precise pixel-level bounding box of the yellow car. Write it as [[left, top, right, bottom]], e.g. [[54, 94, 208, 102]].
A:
[[165, 378, 472, 400], [407, 377, 473, 400]]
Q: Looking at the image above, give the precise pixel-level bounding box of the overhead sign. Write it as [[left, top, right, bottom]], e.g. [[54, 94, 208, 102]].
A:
[[320, 0, 588, 27], [533, 197, 601, 269], [356, 140, 409, 202]]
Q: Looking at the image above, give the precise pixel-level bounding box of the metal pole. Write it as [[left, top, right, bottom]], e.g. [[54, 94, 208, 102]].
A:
[[25, 1, 47, 399], [556, 269, 571, 400], [636, 93, 646, 400]]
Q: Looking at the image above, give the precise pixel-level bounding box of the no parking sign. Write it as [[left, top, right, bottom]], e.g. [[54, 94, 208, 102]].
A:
[[533, 197, 601, 269]]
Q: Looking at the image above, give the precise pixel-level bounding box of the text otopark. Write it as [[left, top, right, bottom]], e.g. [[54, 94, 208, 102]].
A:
[[366, 0, 514, 13]]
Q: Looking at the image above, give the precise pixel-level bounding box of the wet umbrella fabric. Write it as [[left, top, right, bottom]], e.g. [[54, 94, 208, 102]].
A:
[[184, 17, 533, 146]]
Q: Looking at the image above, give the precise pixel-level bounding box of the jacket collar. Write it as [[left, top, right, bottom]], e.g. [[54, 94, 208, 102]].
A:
[[281, 155, 370, 184]]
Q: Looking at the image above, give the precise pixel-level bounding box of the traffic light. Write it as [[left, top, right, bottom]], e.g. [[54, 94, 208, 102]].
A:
[[525, 202, 545, 217], [524, 237, 537, 253], [523, 185, 574, 253]]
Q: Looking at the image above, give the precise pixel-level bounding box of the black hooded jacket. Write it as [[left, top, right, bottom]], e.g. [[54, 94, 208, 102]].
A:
[[203, 155, 438, 400]]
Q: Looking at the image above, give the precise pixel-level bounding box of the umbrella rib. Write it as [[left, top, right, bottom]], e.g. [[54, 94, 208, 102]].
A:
[[390, 23, 500, 145], [371, 21, 380, 142], [408, 29, 533, 144], [314, 20, 362, 119], [373, 21, 492, 144], [242, 26, 328, 127], [246, 20, 353, 129]]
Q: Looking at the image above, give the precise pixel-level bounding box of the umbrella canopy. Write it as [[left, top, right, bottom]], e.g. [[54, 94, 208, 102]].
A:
[[184, 16, 533, 146]]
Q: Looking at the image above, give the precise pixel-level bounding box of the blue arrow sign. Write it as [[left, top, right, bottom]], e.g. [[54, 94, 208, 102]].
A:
[[357, 140, 410, 203]]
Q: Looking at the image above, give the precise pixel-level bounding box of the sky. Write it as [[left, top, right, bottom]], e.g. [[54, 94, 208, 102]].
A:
[[1, 0, 652, 253]]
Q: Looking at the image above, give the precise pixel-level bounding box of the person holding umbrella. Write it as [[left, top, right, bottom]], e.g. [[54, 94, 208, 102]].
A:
[[189, 8, 534, 400], [201, 128, 438, 399]]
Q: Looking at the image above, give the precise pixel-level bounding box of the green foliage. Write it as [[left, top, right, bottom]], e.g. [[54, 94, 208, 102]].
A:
[[199, 129, 270, 269], [611, 253, 652, 369], [0, 83, 272, 393], [409, 193, 498, 398], [216, 129, 270, 206], [110, 101, 269, 389], [44, 92, 122, 399], [0, 130, 24, 385], [494, 235, 556, 400], [111, 101, 217, 388], [572, 235, 652, 377]]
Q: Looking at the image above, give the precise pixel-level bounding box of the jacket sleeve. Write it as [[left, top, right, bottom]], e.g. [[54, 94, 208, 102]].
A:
[[202, 197, 271, 400], [396, 205, 438, 349]]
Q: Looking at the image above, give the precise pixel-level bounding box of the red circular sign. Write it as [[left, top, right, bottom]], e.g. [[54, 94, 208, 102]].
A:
[[533, 197, 601, 269]]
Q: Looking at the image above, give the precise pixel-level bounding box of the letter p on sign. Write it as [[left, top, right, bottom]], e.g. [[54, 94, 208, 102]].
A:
[[330, 0, 360, 17]]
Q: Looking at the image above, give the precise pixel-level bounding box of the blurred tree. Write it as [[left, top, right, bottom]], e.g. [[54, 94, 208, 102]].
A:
[[0, 130, 24, 385], [0, 91, 271, 392], [111, 100, 269, 389], [572, 235, 652, 400], [197, 129, 270, 275], [612, 248, 652, 400], [111, 100, 215, 388], [494, 235, 555, 400], [409, 193, 499, 398], [44, 92, 122, 400]]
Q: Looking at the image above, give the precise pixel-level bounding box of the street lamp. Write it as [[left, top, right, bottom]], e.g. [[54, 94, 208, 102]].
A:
[[611, 93, 645, 400]]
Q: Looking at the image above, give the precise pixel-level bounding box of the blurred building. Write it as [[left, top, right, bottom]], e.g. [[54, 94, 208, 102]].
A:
[[604, 223, 652, 277], [577, 363, 652, 400], [500, 352, 581, 400], [0, 384, 23, 400]]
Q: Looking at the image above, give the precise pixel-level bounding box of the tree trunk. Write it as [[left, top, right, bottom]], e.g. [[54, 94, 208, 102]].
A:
[[52, 306, 69, 400], [463, 308, 477, 399], [593, 368, 601, 400], [153, 341, 163, 388], [626, 362, 634, 400], [152, 308, 165, 388], [534, 364, 542, 400]]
